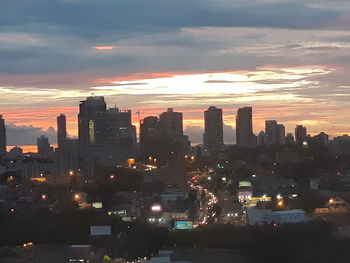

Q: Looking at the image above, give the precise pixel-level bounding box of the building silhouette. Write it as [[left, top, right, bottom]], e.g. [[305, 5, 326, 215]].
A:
[[265, 121, 286, 145], [0, 115, 6, 157], [37, 135, 53, 159], [236, 107, 255, 146], [295, 125, 307, 145], [203, 106, 224, 153], [78, 96, 137, 177], [140, 108, 189, 161], [57, 114, 67, 148]]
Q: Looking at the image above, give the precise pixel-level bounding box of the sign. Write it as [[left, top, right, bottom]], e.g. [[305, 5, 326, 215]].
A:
[[174, 221, 194, 230], [239, 181, 252, 187], [92, 202, 103, 209], [90, 226, 112, 236]]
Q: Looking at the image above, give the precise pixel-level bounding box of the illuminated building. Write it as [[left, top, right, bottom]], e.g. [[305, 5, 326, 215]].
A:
[[78, 96, 137, 177], [247, 209, 305, 225]]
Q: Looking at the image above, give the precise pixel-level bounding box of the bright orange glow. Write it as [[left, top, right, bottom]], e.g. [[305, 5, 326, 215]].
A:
[[30, 177, 47, 183], [94, 46, 114, 50]]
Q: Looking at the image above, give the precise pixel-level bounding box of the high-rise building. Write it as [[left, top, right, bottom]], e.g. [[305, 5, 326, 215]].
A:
[[57, 114, 67, 148], [78, 96, 107, 148], [236, 107, 255, 146], [277, 124, 286, 145], [295, 125, 307, 145], [257, 131, 266, 145], [265, 120, 278, 145], [265, 121, 286, 145], [78, 96, 137, 176], [313, 132, 329, 145], [159, 108, 183, 138], [0, 115, 6, 156], [203, 106, 224, 152], [37, 135, 53, 158], [286, 133, 295, 144]]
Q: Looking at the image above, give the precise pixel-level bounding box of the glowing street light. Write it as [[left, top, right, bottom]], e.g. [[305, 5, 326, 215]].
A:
[[73, 193, 80, 201], [69, 170, 74, 176], [41, 194, 47, 200]]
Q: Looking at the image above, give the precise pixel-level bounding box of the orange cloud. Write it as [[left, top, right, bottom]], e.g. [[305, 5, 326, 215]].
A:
[[94, 46, 114, 50]]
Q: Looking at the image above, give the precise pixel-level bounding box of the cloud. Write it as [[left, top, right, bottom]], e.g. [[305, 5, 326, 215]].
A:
[[5, 124, 57, 146]]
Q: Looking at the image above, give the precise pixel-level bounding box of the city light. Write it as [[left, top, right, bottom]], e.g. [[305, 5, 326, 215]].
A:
[[151, 204, 162, 212], [73, 193, 80, 201]]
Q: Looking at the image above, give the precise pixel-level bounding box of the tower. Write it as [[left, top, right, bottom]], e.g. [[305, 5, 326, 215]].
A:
[[236, 107, 255, 146], [0, 115, 6, 156], [203, 106, 224, 152]]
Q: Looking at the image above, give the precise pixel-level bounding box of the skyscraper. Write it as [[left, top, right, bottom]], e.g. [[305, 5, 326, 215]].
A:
[[286, 133, 295, 144], [158, 108, 183, 138], [57, 114, 67, 148], [203, 106, 224, 152], [0, 115, 6, 156], [78, 96, 107, 148], [37, 135, 53, 158], [257, 131, 266, 145], [265, 120, 278, 145], [277, 124, 286, 145], [295, 125, 307, 145], [236, 107, 255, 146]]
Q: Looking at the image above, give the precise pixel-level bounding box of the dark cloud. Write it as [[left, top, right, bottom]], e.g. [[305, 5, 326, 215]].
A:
[[6, 124, 57, 146]]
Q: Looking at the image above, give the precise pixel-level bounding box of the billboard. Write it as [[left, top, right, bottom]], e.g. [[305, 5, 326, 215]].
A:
[[239, 181, 252, 187], [90, 225, 112, 236], [174, 221, 194, 230], [92, 202, 103, 209]]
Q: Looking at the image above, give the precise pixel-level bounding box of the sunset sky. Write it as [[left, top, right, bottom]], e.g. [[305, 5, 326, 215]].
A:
[[1, 0, 350, 147]]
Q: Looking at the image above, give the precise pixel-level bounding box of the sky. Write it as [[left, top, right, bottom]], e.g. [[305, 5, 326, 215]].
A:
[[1, 0, 350, 147]]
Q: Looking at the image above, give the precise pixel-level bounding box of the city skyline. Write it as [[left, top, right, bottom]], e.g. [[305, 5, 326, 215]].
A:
[[2, 0, 350, 147], [1, 98, 345, 153]]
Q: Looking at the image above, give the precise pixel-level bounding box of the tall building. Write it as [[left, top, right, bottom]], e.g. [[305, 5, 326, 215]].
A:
[[277, 124, 286, 145], [140, 108, 189, 160], [265, 121, 286, 145], [78, 96, 107, 148], [159, 108, 183, 138], [295, 125, 307, 145], [286, 133, 295, 144], [236, 107, 255, 146], [0, 115, 6, 156], [257, 131, 266, 145], [203, 106, 224, 152], [37, 135, 53, 158], [78, 96, 137, 176], [265, 120, 278, 145], [57, 114, 67, 148]]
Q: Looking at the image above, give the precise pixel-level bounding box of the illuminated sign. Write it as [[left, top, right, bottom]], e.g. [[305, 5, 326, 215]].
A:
[[92, 202, 103, 209], [239, 181, 252, 187], [174, 221, 194, 230], [151, 204, 162, 212]]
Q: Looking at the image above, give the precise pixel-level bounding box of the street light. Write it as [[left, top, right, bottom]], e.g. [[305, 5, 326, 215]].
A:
[[73, 193, 80, 201], [41, 194, 47, 200], [69, 170, 74, 176]]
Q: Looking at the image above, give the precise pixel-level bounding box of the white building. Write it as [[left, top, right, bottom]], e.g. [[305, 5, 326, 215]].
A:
[[247, 209, 305, 225]]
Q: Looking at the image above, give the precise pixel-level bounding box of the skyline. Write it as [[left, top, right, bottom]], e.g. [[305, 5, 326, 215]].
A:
[[1, 98, 345, 151], [1, 0, 350, 146]]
